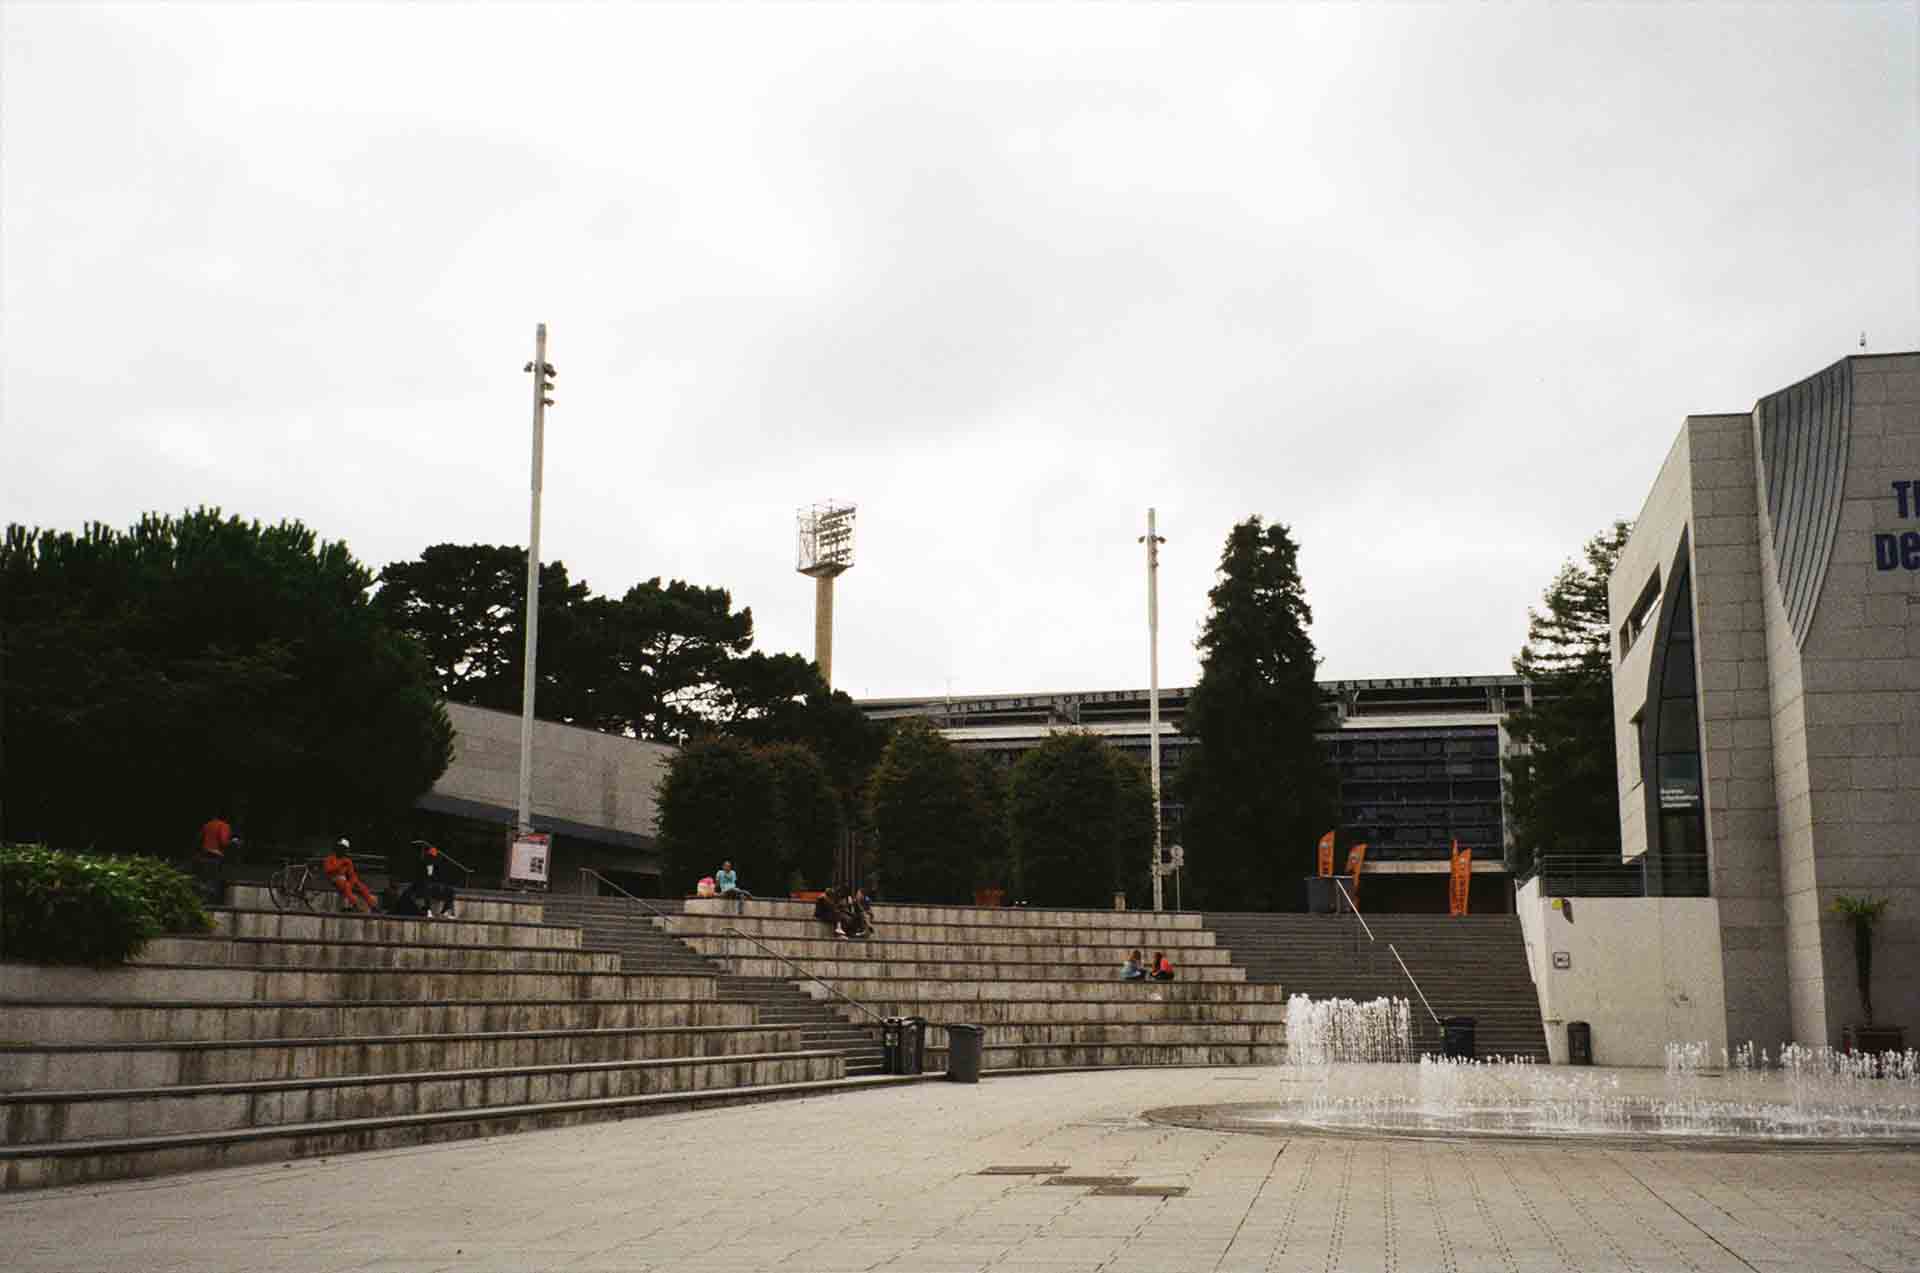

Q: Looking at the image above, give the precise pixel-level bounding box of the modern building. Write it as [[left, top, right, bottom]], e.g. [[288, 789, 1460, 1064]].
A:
[[861, 675, 1532, 913], [1578, 351, 1920, 1059], [411, 703, 673, 894]]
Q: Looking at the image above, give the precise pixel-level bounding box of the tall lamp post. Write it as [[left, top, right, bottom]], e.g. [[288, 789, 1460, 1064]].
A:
[[518, 325, 556, 836], [1141, 508, 1166, 911]]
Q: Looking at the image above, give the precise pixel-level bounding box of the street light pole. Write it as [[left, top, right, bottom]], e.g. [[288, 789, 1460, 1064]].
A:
[[1141, 508, 1166, 912], [517, 324, 555, 835]]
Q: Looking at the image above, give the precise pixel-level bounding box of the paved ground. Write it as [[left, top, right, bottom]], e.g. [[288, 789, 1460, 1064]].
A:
[[6, 1068, 1919, 1273]]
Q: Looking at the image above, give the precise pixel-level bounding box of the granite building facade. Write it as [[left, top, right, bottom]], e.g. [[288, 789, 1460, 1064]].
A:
[[1610, 352, 1920, 1049]]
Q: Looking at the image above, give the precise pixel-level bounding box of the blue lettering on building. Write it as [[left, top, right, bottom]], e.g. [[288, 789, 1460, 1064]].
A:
[[1872, 482, 1920, 572]]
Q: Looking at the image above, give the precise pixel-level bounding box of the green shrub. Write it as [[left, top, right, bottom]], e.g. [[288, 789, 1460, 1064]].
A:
[[1, 844, 211, 966]]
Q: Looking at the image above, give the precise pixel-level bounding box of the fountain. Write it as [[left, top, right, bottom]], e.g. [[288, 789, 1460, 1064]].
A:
[[1149, 997, 1920, 1148]]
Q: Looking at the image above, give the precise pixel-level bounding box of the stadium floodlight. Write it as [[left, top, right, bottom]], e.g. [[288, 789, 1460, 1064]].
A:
[[796, 503, 857, 688]]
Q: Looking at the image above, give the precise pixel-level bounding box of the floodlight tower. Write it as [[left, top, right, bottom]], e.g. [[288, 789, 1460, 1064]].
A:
[[797, 502, 857, 688]]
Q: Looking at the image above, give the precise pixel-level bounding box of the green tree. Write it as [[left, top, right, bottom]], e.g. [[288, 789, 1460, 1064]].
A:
[[866, 719, 990, 903], [654, 736, 779, 892], [1175, 516, 1336, 911], [965, 750, 1011, 894], [1108, 749, 1156, 909], [760, 741, 843, 891], [1504, 520, 1631, 876], [1, 510, 452, 852], [1007, 733, 1152, 907]]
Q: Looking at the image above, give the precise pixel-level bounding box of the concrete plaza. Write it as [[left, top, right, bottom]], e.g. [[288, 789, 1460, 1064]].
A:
[[5, 1067, 1918, 1273]]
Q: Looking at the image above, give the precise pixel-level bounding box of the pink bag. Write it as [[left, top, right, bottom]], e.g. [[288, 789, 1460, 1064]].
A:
[[696, 876, 716, 897]]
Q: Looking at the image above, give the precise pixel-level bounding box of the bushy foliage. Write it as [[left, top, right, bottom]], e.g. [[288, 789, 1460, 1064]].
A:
[[867, 720, 993, 903], [1007, 733, 1153, 907], [1504, 521, 1631, 875], [655, 737, 781, 893], [1, 844, 211, 966], [1, 510, 453, 852], [760, 742, 844, 890], [1176, 517, 1336, 910]]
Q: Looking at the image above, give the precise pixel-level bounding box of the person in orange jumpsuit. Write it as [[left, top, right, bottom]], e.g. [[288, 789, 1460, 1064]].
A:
[[322, 838, 377, 913]]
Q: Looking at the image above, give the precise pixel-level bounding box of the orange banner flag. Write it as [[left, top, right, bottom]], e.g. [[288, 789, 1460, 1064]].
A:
[[1345, 842, 1367, 906], [1449, 840, 1473, 916], [1317, 830, 1336, 878]]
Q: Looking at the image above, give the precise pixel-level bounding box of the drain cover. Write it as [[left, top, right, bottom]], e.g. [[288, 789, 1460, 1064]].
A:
[[1043, 1175, 1138, 1187], [1091, 1185, 1189, 1197], [976, 1165, 1071, 1175]]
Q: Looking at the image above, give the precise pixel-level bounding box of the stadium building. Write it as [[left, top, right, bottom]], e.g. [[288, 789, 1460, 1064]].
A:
[[860, 675, 1534, 914]]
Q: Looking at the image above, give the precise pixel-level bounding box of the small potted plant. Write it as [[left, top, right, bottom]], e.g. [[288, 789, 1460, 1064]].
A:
[[1832, 895, 1904, 1055]]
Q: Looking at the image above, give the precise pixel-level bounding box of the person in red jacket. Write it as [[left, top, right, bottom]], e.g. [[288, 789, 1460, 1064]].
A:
[[1148, 951, 1177, 982], [192, 814, 234, 904], [322, 839, 377, 913]]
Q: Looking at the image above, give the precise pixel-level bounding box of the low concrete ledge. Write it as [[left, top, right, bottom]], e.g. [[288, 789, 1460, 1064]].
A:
[[681, 897, 1207, 930], [3, 1049, 848, 1143], [0, 996, 758, 1045], [138, 936, 623, 974], [0, 1024, 809, 1093], [0, 1072, 930, 1191], [225, 885, 545, 925], [210, 909, 584, 949], [669, 912, 1221, 949], [1, 963, 713, 1005]]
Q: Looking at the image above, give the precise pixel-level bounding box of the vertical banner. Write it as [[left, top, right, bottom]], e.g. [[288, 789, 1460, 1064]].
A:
[[1317, 830, 1336, 878], [1345, 842, 1367, 909], [1449, 840, 1473, 916]]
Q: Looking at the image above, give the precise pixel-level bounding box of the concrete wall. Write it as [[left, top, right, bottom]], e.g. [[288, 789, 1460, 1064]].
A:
[[1516, 879, 1728, 1066], [432, 703, 673, 845], [1760, 354, 1920, 1042]]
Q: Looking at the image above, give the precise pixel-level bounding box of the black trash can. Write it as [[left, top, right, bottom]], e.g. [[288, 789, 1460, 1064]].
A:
[[882, 1017, 908, 1075], [946, 1023, 984, 1083], [1304, 876, 1337, 914], [1442, 1016, 1477, 1060], [1567, 1021, 1593, 1066], [898, 1016, 926, 1075]]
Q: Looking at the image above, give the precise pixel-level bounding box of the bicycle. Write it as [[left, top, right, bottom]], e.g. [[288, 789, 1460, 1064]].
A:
[[266, 858, 327, 912]]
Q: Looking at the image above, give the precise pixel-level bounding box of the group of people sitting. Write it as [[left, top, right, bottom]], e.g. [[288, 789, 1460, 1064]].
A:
[[1120, 949, 1176, 982], [813, 885, 876, 940], [325, 838, 460, 919]]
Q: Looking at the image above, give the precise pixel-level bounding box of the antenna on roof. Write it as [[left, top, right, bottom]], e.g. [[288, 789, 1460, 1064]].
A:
[[1860, 331, 1868, 350]]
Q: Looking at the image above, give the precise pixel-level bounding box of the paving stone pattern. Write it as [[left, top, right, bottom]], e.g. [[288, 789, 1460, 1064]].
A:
[[5, 1068, 1916, 1273]]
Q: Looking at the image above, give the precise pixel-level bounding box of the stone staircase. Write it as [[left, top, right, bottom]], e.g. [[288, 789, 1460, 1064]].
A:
[[0, 887, 913, 1190], [530, 893, 888, 1078], [1201, 911, 1549, 1061], [668, 899, 1289, 1073]]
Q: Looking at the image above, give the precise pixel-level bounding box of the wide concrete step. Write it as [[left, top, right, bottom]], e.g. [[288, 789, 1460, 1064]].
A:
[[0, 962, 712, 1005], [710, 957, 1247, 983], [209, 908, 582, 949], [794, 977, 1284, 1005], [0, 1025, 805, 1093], [137, 936, 622, 974], [669, 914, 1221, 949], [226, 884, 544, 925], [0, 1072, 922, 1191], [3, 1050, 845, 1143], [926, 1041, 1286, 1070], [847, 998, 1285, 1025], [685, 935, 1234, 966], [683, 897, 1208, 930], [0, 997, 756, 1045], [970, 1021, 1288, 1047]]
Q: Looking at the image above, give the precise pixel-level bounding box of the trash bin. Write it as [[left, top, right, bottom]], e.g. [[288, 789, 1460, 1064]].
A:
[[882, 1017, 921, 1075], [897, 1016, 926, 1075], [1442, 1016, 1477, 1060], [1567, 1020, 1593, 1066], [946, 1023, 984, 1083]]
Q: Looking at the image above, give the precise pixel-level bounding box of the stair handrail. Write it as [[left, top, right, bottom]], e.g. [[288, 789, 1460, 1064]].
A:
[[1333, 878, 1442, 1028], [577, 867, 886, 1025]]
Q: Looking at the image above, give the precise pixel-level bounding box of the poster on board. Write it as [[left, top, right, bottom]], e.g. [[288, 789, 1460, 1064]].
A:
[[508, 832, 551, 889]]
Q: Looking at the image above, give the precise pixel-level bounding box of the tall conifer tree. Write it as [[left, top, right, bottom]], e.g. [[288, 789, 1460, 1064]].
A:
[[1504, 521, 1631, 876], [1177, 517, 1335, 911]]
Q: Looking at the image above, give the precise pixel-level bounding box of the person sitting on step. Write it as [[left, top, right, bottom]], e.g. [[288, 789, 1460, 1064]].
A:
[[1121, 950, 1147, 981], [1148, 950, 1176, 982], [322, 839, 377, 914], [413, 840, 458, 919]]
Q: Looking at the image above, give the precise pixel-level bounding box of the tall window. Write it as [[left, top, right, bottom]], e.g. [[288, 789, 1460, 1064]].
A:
[[1646, 561, 1709, 896]]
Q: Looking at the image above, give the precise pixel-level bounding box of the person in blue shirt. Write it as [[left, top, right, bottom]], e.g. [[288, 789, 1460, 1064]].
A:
[[714, 861, 751, 906], [1121, 950, 1146, 981]]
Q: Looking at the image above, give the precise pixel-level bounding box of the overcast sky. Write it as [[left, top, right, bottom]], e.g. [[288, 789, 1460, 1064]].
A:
[[5, 3, 1916, 700]]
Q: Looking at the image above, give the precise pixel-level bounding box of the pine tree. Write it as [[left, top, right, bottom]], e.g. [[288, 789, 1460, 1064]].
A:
[[1176, 517, 1336, 911], [1504, 520, 1632, 876]]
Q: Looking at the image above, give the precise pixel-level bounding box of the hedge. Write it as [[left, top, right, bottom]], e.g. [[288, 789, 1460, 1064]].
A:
[[1, 844, 212, 966]]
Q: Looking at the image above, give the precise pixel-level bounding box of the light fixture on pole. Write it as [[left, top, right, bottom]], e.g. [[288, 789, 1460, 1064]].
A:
[[517, 325, 555, 837], [796, 502, 857, 688], [1140, 508, 1166, 912]]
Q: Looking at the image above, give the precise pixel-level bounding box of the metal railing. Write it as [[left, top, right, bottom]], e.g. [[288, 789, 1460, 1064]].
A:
[[1334, 878, 1442, 1028], [577, 868, 885, 1025], [1529, 847, 1710, 899]]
